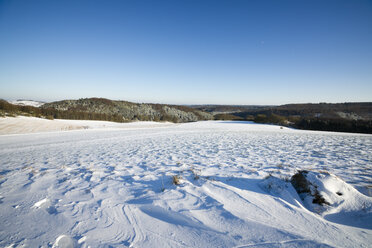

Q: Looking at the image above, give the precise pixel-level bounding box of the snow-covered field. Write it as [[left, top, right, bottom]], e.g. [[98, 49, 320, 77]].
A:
[[0, 116, 173, 135], [0, 120, 371, 247]]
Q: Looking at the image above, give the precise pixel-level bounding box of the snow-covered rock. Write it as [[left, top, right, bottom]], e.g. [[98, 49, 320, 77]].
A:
[[292, 170, 372, 228]]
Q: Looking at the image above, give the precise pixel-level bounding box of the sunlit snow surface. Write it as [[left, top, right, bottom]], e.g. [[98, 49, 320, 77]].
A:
[[9, 100, 45, 108], [0, 121, 371, 247]]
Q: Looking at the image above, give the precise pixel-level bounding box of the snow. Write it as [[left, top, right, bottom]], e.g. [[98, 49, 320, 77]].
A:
[[52, 235, 76, 248], [0, 116, 173, 135], [0, 117, 84, 135], [0, 120, 371, 247], [9, 100, 45, 108]]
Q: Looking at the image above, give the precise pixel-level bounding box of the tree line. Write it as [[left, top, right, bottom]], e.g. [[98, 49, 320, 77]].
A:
[[214, 111, 372, 134]]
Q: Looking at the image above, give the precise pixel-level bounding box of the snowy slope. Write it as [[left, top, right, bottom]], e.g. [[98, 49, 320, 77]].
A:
[[0, 117, 85, 135], [0, 116, 174, 135], [9, 100, 45, 107], [0, 121, 371, 247]]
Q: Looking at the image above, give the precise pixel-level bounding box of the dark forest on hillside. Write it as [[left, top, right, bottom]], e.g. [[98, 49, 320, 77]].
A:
[[196, 103, 372, 134]]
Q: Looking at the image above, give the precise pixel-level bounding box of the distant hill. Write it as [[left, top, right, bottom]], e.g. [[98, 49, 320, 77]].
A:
[[232, 102, 372, 121], [1, 98, 212, 123], [42, 98, 212, 122], [190, 105, 271, 114], [192, 102, 372, 134]]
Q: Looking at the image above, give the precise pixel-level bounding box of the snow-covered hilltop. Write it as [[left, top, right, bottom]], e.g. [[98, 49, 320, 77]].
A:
[[42, 98, 213, 122], [1, 98, 213, 123], [0, 121, 371, 247], [9, 99, 45, 107]]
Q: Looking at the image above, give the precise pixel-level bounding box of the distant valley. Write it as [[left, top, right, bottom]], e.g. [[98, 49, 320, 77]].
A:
[[197, 102, 372, 134]]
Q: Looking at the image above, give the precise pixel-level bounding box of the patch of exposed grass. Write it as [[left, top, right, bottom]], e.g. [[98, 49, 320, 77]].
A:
[[172, 175, 181, 185], [312, 191, 329, 205], [189, 167, 200, 180], [291, 170, 329, 206]]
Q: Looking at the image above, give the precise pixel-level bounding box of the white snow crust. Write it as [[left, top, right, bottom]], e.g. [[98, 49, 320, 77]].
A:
[[0, 120, 371, 247], [9, 100, 45, 108], [0, 116, 173, 135]]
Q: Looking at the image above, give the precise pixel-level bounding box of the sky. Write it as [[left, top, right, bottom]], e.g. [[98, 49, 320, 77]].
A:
[[0, 0, 371, 105]]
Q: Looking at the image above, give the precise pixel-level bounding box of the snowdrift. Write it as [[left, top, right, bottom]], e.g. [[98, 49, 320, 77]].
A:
[[261, 171, 372, 230], [290, 170, 372, 229]]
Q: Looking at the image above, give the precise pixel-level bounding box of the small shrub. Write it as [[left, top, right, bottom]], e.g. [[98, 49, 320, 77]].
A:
[[291, 170, 329, 206], [172, 175, 181, 185], [264, 173, 273, 179], [191, 169, 200, 180], [161, 175, 165, 192], [312, 192, 329, 205]]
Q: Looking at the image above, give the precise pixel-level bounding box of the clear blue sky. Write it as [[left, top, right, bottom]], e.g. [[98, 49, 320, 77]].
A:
[[0, 0, 371, 105]]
